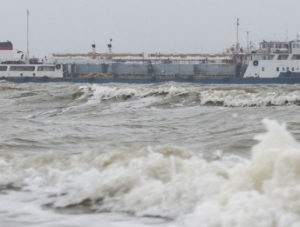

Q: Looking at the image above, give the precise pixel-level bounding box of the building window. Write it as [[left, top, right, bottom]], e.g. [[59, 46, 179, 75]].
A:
[[262, 67, 265, 71], [282, 67, 285, 71], [287, 67, 289, 72], [292, 67, 294, 71], [276, 67, 279, 71]]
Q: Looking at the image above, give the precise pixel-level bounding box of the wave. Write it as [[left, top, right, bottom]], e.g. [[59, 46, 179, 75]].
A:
[[200, 89, 300, 107], [77, 84, 189, 105], [1, 119, 300, 226], [76, 84, 300, 107], [1, 83, 300, 108]]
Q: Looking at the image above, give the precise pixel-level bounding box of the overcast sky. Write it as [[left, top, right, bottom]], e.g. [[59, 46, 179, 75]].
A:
[[1, 0, 299, 57]]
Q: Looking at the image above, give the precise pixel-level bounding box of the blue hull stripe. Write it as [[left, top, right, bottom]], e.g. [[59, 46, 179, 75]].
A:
[[278, 72, 300, 78], [3, 77, 300, 84]]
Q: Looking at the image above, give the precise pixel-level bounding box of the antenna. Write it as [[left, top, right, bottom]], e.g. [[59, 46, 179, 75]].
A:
[[235, 18, 239, 44], [245, 31, 251, 53], [27, 9, 29, 61], [234, 18, 240, 54]]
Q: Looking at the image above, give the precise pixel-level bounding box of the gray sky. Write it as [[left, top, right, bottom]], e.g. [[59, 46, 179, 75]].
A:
[[1, 0, 299, 57]]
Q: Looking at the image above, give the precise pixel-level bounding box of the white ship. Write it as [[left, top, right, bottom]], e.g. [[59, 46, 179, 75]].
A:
[[0, 41, 63, 79], [243, 38, 300, 78]]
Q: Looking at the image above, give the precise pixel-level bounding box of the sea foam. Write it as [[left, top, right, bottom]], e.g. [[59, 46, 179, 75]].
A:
[[200, 89, 300, 107], [180, 119, 300, 227], [77, 85, 300, 107], [0, 119, 300, 227]]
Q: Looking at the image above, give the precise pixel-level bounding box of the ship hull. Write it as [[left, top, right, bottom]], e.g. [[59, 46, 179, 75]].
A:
[[3, 77, 300, 84]]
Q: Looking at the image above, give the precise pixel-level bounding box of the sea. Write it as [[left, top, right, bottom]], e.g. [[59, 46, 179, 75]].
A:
[[1, 81, 300, 227]]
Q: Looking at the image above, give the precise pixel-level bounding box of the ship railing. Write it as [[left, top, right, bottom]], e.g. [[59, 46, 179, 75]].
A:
[[1, 59, 26, 64], [112, 58, 234, 65]]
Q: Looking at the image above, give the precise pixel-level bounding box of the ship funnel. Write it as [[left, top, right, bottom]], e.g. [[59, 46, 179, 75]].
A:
[[0, 41, 14, 61], [108, 39, 112, 54], [92, 44, 96, 53]]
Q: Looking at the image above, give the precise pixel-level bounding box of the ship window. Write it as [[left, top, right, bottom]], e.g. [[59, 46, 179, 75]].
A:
[[37, 66, 55, 71], [276, 67, 279, 71], [9, 66, 35, 71], [291, 55, 300, 60], [282, 67, 285, 71], [0, 66, 7, 71]]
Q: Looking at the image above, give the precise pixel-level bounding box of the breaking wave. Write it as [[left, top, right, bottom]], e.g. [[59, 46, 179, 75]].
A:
[[1, 83, 300, 108], [1, 119, 300, 226], [76, 84, 300, 107], [77, 84, 189, 105], [200, 89, 300, 107]]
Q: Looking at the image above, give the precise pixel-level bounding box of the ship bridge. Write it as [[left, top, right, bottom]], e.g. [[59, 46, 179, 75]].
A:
[[259, 40, 290, 54], [291, 41, 300, 54]]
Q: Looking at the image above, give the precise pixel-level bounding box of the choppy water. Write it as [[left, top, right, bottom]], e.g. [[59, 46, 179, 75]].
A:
[[1, 81, 300, 226]]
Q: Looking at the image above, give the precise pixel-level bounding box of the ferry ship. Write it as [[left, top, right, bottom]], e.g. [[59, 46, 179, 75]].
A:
[[0, 41, 63, 80]]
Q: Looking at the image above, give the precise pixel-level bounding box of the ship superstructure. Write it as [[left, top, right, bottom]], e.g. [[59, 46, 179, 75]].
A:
[[243, 38, 300, 78]]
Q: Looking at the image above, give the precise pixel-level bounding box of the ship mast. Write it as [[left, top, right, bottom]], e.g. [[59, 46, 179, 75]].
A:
[[235, 18, 240, 53], [27, 9, 30, 61], [236, 18, 239, 44], [245, 31, 251, 53]]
